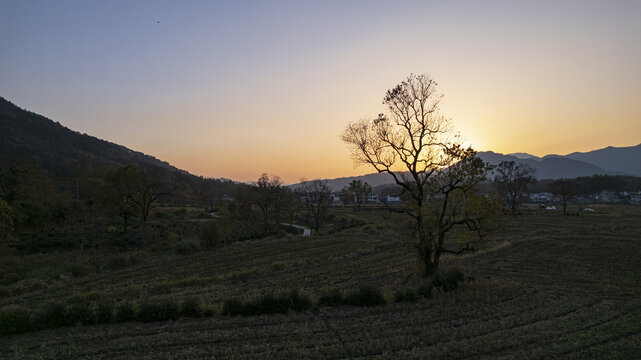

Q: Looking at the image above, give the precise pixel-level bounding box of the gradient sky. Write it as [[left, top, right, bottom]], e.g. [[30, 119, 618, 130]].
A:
[[1, 0, 640, 183]]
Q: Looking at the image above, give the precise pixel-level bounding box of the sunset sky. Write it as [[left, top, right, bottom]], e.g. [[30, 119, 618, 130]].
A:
[[1, 1, 640, 183]]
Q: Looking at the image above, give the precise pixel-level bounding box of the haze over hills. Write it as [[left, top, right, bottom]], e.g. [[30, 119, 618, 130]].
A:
[[306, 147, 640, 191], [506, 152, 541, 160], [550, 144, 641, 177], [475, 151, 612, 179]]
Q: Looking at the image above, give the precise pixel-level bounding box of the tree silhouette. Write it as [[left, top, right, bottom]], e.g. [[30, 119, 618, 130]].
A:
[[341, 74, 498, 277], [493, 161, 535, 216]]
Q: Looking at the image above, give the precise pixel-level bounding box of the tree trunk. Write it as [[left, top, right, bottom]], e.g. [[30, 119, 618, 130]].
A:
[[415, 206, 438, 278]]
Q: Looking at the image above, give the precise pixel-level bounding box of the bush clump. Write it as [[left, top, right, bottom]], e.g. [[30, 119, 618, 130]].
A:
[[393, 288, 419, 303], [31, 302, 69, 329], [431, 268, 465, 292], [343, 285, 386, 307], [417, 280, 433, 299], [222, 290, 312, 316], [318, 288, 344, 307], [221, 298, 244, 316], [96, 302, 113, 323], [114, 301, 137, 323], [289, 289, 312, 311], [0, 306, 33, 335], [137, 299, 180, 322], [67, 302, 96, 325], [180, 297, 204, 318]]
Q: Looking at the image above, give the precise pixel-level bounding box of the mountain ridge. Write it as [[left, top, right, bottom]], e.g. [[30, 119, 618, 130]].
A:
[[0, 96, 185, 175]]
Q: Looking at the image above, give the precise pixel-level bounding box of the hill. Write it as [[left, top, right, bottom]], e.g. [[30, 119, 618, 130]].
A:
[[555, 143, 641, 177], [0, 97, 181, 175], [476, 151, 611, 179], [304, 149, 617, 191], [0, 96, 240, 209]]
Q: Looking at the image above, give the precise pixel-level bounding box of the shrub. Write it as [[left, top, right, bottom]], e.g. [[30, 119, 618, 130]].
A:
[[432, 268, 465, 292], [221, 298, 244, 316], [0, 306, 32, 335], [180, 297, 204, 318], [318, 288, 343, 307], [344, 285, 386, 307], [289, 289, 312, 311], [394, 288, 419, 303], [202, 305, 215, 317], [417, 280, 433, 299], [137, 299, 180, 322], [32, 301, 68, 329], [223, 290, 312, 316], [114, 301, 137, 323], [67, 302, 96, 325], [252, 293, 291, 315], [96, 302, 113, 323]]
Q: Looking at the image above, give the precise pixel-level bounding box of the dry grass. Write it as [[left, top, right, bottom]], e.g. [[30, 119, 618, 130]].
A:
[[1, 205, 640, 358]]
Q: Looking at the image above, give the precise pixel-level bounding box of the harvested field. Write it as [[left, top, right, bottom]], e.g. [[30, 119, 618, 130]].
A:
[[2, 205, 640, 359]]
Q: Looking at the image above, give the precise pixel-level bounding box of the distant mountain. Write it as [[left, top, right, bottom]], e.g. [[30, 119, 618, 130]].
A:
[[477, 151, 610, 179], [0, 97, 181, 175], [507, 152, 540, 160], [291, 172, 396, 191], [548, 144, 641, 177], [308, 149, 624, 191]]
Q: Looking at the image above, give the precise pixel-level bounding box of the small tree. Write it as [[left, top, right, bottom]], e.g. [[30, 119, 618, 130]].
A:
[[341, 74, 498, 277], [343, 180, 372, 208], [339, 186, 353, 207], [251, 173, 283, 233], [279, 187, 300, 227], [128, 166, 178, 223], [549, 178, 579, 215], [493, 161, 536, 216], [102, 165, 139, 233], [299, 179, 331, 233]]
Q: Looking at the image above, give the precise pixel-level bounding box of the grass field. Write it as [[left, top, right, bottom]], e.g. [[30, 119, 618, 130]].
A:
[[1, 205, 641, 359]]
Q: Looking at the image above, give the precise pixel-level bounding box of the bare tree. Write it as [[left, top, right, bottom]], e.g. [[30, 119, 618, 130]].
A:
[[341, 74, 498, 277], [493, 161, 536, 215], [299, 179, 331, 233], [279, 187, 301, 227], [251, 173, 283, 233], [129, 166, 178, 223], [549, 178, 579, 215]]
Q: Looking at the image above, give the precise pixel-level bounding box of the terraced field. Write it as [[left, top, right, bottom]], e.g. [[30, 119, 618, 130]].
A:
[[2, 205, 641, 359]]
